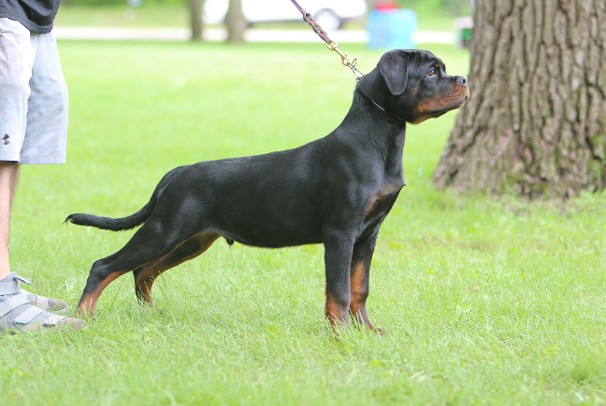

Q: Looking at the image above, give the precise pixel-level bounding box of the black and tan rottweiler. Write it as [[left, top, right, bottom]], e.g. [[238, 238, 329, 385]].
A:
[[67, 49, 469, 332]]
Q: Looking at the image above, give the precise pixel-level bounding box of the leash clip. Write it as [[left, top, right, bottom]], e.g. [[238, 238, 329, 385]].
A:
[[326, 41, 364, 79]]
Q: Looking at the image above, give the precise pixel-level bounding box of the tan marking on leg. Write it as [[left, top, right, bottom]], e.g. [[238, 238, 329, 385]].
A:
[[77, 271, 123, 317], [134, 232, 219, 304], [349, 260, 373, 327], [325, 291, 350, 335], [349, 260, 383, 334]]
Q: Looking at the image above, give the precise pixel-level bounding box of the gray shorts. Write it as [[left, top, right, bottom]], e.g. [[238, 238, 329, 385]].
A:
[[0, 18, 68, 164]]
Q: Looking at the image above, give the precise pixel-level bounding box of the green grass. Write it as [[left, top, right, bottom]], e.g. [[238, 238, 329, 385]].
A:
[[2, 41, 605, 405]]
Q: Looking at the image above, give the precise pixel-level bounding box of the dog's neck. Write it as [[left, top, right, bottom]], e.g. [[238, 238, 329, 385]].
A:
[[356, 87, 407, 125], [341, 88, 407, 137], [335, 88, 406, 179], [355, 69, 408, 125]]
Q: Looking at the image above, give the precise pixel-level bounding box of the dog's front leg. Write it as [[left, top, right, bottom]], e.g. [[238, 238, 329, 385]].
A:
[[350, 231, 382, 333], [323, 232, 355, 332]]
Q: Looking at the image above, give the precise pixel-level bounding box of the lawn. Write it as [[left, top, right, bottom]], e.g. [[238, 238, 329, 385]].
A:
[[2, 40, 606, 405]]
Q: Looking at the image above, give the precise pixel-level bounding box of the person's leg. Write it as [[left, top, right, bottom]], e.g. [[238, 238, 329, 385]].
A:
[[0, 162, 20, 279], [0, 162, 68, 310], [0, 20, 83, 331], [0, 17, 30, 280], [14, 24, 74, 313]]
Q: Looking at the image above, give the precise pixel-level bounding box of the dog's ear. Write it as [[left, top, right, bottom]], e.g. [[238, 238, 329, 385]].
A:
[[378, 50, 410, 96]]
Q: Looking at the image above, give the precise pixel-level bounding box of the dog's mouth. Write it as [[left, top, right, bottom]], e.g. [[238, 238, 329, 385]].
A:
[[429, 93, 469, 117], [441, 85, 470, 111], [452, 92, 469, 109], [410, 90, 469, 124]]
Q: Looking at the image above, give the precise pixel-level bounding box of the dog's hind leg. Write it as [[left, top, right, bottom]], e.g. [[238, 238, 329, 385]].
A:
[[77, 261, 127, 318], [133, 232, 219, 304], [77, 217, 207, 317]]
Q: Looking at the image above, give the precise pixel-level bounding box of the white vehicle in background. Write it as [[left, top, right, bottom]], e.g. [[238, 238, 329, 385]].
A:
[[203, 0, 368, 31]]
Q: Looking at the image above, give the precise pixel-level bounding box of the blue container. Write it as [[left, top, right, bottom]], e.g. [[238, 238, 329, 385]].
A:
[[368, 9, 417, 50]]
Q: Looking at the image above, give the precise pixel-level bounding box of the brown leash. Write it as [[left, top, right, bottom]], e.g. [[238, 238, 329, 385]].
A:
[[290, 0, 364, 79]]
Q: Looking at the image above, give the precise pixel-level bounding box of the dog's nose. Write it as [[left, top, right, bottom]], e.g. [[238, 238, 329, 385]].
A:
[[456, 76, 467, 86]]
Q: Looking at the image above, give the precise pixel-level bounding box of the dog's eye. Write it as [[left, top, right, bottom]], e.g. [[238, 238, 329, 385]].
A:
[[428, 68, 438, 77]]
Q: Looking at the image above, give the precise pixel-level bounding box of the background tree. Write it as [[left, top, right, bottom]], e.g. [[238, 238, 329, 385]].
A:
[[433, 0, 606, 199], [188, 0, 203, 41], [226, 0, 246, 43]]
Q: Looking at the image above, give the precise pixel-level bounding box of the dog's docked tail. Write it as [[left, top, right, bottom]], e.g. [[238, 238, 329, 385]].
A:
[[65, 169, 178, 231]]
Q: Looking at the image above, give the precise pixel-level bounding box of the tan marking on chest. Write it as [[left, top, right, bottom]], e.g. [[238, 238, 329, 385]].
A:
[[364, 183, 402, 217]]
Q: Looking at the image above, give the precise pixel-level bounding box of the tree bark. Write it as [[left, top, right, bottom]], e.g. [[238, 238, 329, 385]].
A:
[[433, 0, 606, 199], [189, 0, 204, 41], [226, 0, 246, 43]]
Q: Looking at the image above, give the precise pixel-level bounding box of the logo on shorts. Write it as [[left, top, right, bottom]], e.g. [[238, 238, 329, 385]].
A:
[[2, 134, 9, 145]]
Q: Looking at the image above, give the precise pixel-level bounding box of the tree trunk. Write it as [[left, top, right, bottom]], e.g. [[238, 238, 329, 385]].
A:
[[433, 0, 606, 199], [226, 0, 246, 43], [189, 0, 204, 41]]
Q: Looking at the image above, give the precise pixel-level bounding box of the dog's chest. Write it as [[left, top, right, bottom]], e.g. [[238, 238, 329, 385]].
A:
[[364, 182, 403, 220]]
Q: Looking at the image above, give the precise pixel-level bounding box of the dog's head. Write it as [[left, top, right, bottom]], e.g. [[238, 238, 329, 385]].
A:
[[358, 49, 469, 124]]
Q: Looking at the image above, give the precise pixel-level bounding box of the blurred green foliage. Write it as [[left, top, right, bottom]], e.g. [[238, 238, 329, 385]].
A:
[[62, 0, 471, 16], [62, 0, 185, 6], [62, 0, 124, 5], [395, 0, 472, 15]]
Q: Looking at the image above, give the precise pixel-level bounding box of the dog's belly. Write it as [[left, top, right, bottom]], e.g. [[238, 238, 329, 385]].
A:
[[213, 199, 323, 248], [219, 216, 323, 248]]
